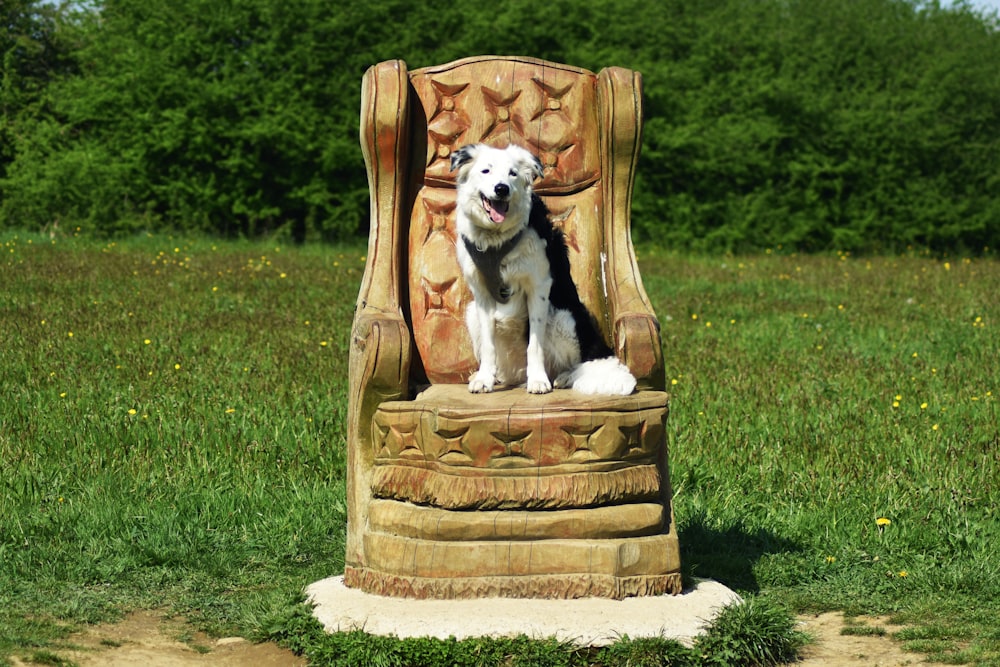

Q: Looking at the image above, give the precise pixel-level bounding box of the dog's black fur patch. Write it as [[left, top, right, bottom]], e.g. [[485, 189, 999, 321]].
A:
[[450, 145, 476, 172], [528, 195, 613, 362], [461, 230, 523, 304]]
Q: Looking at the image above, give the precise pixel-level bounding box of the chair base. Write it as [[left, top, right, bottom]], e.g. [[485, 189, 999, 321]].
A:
[[350, 386, 682, 599], [345, 550, 682, 600]]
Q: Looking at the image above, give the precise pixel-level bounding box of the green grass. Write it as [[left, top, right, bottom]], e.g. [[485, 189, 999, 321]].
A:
[[1, 232, 997, 665], [0, 232, 356, 659], [651, 250, 1000, 665]]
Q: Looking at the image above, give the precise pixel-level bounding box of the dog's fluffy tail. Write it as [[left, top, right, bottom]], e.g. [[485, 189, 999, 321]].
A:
[[555, 357, 637, 396]]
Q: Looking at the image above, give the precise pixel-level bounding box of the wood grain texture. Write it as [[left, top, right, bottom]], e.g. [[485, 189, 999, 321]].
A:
[[348, 56, 680, 599]]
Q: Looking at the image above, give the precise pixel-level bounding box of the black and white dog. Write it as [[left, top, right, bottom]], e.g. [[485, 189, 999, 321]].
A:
[[450, 143, 636, 395]]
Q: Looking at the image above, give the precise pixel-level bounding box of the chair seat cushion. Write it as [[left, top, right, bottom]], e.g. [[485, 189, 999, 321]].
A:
[[371, 385, 669, 510]]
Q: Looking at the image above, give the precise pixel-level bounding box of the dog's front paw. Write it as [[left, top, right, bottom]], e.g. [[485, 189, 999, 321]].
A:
[[526, 376, 552, 394], [469, 371, 496, 393]]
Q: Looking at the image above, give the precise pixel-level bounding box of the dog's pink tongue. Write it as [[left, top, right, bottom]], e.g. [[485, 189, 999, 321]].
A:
[[487, 198, 509, 223]]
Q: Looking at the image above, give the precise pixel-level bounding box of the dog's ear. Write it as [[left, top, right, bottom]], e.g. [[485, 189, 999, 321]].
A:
[[527, 154, 544, 182], [510, 146, 544, 182], [450, 145, 479, 172]]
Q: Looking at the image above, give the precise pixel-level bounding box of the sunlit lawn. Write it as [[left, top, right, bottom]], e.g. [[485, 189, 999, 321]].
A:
[[1, 233, 998, 665]]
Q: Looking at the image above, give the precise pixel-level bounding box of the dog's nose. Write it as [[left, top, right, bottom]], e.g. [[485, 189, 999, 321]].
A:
[[494, 183, 509, 198]]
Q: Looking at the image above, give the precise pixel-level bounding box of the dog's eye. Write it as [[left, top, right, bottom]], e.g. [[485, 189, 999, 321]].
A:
[[509, 169, 517, 177], [481, 168, 490, 174]]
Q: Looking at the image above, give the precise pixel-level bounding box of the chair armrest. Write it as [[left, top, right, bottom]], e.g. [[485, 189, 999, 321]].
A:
[[350, 311, 411, 405], [345, 309, 410, 568], [614, 313, 665, 391], [598, 66, 665, 390]]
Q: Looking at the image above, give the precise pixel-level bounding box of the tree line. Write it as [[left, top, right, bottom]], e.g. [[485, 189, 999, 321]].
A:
[[2, 0, 999, 252]]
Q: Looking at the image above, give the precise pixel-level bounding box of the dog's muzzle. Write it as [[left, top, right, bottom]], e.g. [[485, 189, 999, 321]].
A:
[[482, 184, 510, 223]]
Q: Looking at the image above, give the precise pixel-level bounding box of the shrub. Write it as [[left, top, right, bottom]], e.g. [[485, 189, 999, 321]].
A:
[[2, 0, 998, 252]]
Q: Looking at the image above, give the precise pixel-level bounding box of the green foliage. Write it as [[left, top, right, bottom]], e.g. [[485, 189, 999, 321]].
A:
[[2, 0, 999, 251], [631, 0, 1000, 252], [0, 0, 74, 182], [2, 0, 374, 239], [696, 598, 807, 666], [598, 636, 696, 666]]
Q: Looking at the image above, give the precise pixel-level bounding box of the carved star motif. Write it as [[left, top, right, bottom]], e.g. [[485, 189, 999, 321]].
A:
[[421, 277, 457, 316], [419, 196, 456, 246], [427, 79, 471, 168], [386, 424, 419, 458], [531, 77, 575, 116], [490, 430, 534, 460], [480, 85, 522, 144], [439, 428, 468, 454], [562, 426, 601, 453], [429, 79, 470, 118], [618, 422, 646, 458], [432, 427, 470, 462], [521, 143, 577, 184]]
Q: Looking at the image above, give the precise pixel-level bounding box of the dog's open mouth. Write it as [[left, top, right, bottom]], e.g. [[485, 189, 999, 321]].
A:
[[481, 194, 510, 224]]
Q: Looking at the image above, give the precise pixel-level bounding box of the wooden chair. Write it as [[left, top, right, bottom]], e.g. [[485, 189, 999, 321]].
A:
[[346, 56, 681, 599]]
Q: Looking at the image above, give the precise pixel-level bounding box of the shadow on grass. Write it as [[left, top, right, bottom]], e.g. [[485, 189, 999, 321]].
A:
[[678, 510, 802, 593]]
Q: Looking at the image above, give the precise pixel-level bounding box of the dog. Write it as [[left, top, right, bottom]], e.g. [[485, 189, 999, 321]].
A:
[[450, 143, 637, 396]]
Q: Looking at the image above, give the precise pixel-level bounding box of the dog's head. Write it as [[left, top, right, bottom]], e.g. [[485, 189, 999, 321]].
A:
[[450, 144, 543, 231]]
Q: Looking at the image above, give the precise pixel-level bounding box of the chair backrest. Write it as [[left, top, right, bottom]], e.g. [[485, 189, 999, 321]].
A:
[[403, 56, 631, 384]]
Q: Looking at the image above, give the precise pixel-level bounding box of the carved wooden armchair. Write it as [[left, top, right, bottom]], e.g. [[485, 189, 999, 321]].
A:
[[346, 56, 681, 599]]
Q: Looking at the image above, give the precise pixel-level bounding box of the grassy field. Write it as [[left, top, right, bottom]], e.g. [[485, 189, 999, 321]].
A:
[[1, 233, 998, 665]]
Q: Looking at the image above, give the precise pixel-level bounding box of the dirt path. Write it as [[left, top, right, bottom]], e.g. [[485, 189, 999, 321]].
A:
[[797, 612, 917, 667], [9, 610, 917, 666], [9, 611, 305, 667]]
